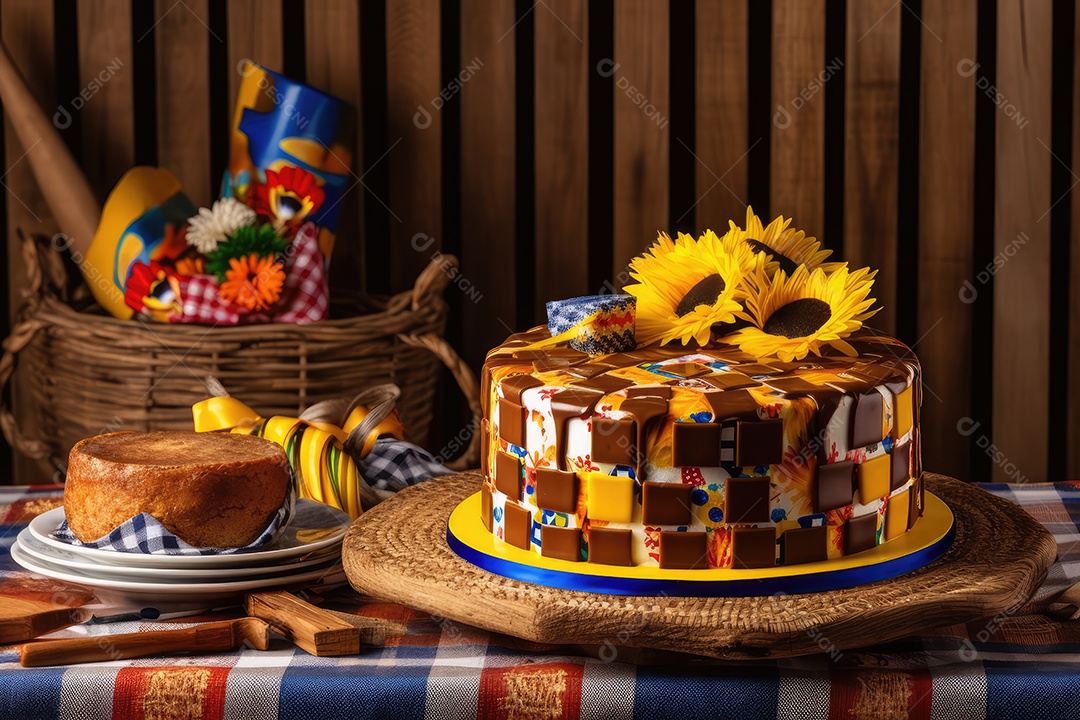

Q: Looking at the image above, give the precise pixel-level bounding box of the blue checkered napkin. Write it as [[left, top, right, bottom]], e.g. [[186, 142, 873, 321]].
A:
[[359, 438, 453, 493], [50, 487, 296, 556]]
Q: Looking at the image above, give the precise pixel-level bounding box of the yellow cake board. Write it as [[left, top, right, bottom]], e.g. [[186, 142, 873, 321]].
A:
[[449, 490, 953, 588], [342, 472, 1055, 659]]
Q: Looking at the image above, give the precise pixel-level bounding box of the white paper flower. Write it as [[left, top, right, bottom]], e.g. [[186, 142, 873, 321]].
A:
[[186, 197, 257, 254]]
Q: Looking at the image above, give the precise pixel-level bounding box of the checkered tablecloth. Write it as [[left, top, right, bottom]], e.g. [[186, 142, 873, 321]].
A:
[[2, 482, 1080, 720]]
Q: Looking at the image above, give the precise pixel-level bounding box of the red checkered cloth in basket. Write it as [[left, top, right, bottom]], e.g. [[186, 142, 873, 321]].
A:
[[176, 221, 328, 325]]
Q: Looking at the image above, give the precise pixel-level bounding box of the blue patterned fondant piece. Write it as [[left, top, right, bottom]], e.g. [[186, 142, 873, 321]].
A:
[[545, 294, 637, 355]]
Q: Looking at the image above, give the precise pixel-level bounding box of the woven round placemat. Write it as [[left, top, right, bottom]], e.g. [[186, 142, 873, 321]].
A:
[[342, 471, 1056, 660]]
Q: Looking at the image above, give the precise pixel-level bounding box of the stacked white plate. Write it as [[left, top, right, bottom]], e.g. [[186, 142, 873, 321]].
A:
[[10, 499, 351, 603]]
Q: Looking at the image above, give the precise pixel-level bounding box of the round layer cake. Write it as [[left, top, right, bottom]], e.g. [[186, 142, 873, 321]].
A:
[[65, 431, 292, 548], [479, 328, 923, 570]]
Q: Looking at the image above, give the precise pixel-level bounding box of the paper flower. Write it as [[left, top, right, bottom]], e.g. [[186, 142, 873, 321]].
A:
[[725, 206, 839, 278], [219, 253, 286, 311], [203, 224, 289, 281], [729, 264, 879, 362], [186, 197, 257, 254], [249, 166, 326, 236], [624, 230, 759, 346]]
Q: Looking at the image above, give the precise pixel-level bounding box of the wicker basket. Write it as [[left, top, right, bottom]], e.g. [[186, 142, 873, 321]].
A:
[[0, 232, 481, 474]]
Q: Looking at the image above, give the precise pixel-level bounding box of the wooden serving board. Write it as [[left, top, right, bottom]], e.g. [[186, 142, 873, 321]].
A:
[[342, 472, 1056, 660], [0, 572, 97, 644], [0, 597, 91, 644]]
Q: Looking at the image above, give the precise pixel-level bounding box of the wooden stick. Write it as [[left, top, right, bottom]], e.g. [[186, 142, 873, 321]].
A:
[[0, 39, 100, 255], [18, 617, 271, 667], [245, 591, 360, 656], [320, 608, 406, 648]]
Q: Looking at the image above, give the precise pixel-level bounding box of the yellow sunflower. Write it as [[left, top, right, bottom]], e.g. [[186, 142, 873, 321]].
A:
[[729, 264, 879, 361], [725, 206, 840, 278], [625, 230, 760, 346]]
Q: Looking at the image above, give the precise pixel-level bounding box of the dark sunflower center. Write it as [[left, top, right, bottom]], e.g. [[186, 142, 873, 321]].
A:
[[762, 298, 832, 338], [745, 238, 799, 275], [676, 274, 726, 316]]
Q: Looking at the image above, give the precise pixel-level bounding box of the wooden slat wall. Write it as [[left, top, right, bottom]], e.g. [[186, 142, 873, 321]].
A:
[[155, 0, 212, 207], [534, 0, 589, 314], [612, 0, 669, 277], [304, 0, 364, 291], [771, 0, 826, 241], [917, 0, 976, 482], [843, 0, 900, 335], [2, 0, 58, 486], [694, 0, 748, 232], [1, 1, 1079, 484], [993, 0, 1052, 484], [76, 0, 134, 202], [460, 0, 516, 358], [226, 0, 283, 104], [385, 0, 441, 294]]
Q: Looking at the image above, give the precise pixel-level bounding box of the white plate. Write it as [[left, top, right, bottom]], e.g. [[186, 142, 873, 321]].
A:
[[16, 529, 341, 581], [10, 542, 348, 602], [28, 500, 351, 569]]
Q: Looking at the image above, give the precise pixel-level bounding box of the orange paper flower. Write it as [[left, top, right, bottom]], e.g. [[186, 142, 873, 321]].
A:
[[219, 253, 285, 311]]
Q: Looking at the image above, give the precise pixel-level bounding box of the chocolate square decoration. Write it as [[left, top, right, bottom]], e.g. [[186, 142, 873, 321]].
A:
[[503, 502, 532, 550], [592, 417, 637, 466], [719, 422, 737, 464], [733, 363, 781, 376], [765, 377, 822, 396], [704, 389, 761, 421], [731, 527, 776, 568], [736, 419, 784, 467], [701, 372, 760, 391], [566, 363, 613, 380], [551, 387, 604, 470], [815, 461, 855, 513], [626, 385, 673, 399], [588, 527, 633, 566], [891, 439, 911, 491], [724, 476, 771, 524], [908, 474, 924, 530], [480, 424, 491, 477], [781, 525, 827, 564], [663, 362, 712, 379], [481, 485, 493, 532], [572, 373, 634, 395], [620, 396, 670, 429], [851, 390, 884, 448], [494, 451, 523, 500], [658, 531, 708, 569], [532, 357, 573, 373], [535, 468, 579, 513], [498, 397, 527, 447], [541, 526, 582, 562], [546, 346, 590, 361], [844, 513, 878, 555], [672, 422, 721, 467], [642, 481, 693, 525], [500, 374, 543, 404]]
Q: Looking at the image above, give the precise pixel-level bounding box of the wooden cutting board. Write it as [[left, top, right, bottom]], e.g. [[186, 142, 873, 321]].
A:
[[0, 576, 95, 643]]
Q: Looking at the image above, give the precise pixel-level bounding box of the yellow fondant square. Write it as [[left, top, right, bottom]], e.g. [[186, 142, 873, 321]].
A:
[[585, 472, 635, 523], [886, 490, 910, 541], [857, 454, 891, 505], [894, 386, 914, 438]]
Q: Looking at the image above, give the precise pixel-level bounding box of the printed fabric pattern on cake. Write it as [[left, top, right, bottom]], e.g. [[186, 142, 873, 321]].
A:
[[478, 208, 923, 571]]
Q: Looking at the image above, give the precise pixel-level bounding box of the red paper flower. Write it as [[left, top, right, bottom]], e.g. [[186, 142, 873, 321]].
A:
[[249, 166, 326, 237], [124, 261, 183, 322]]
